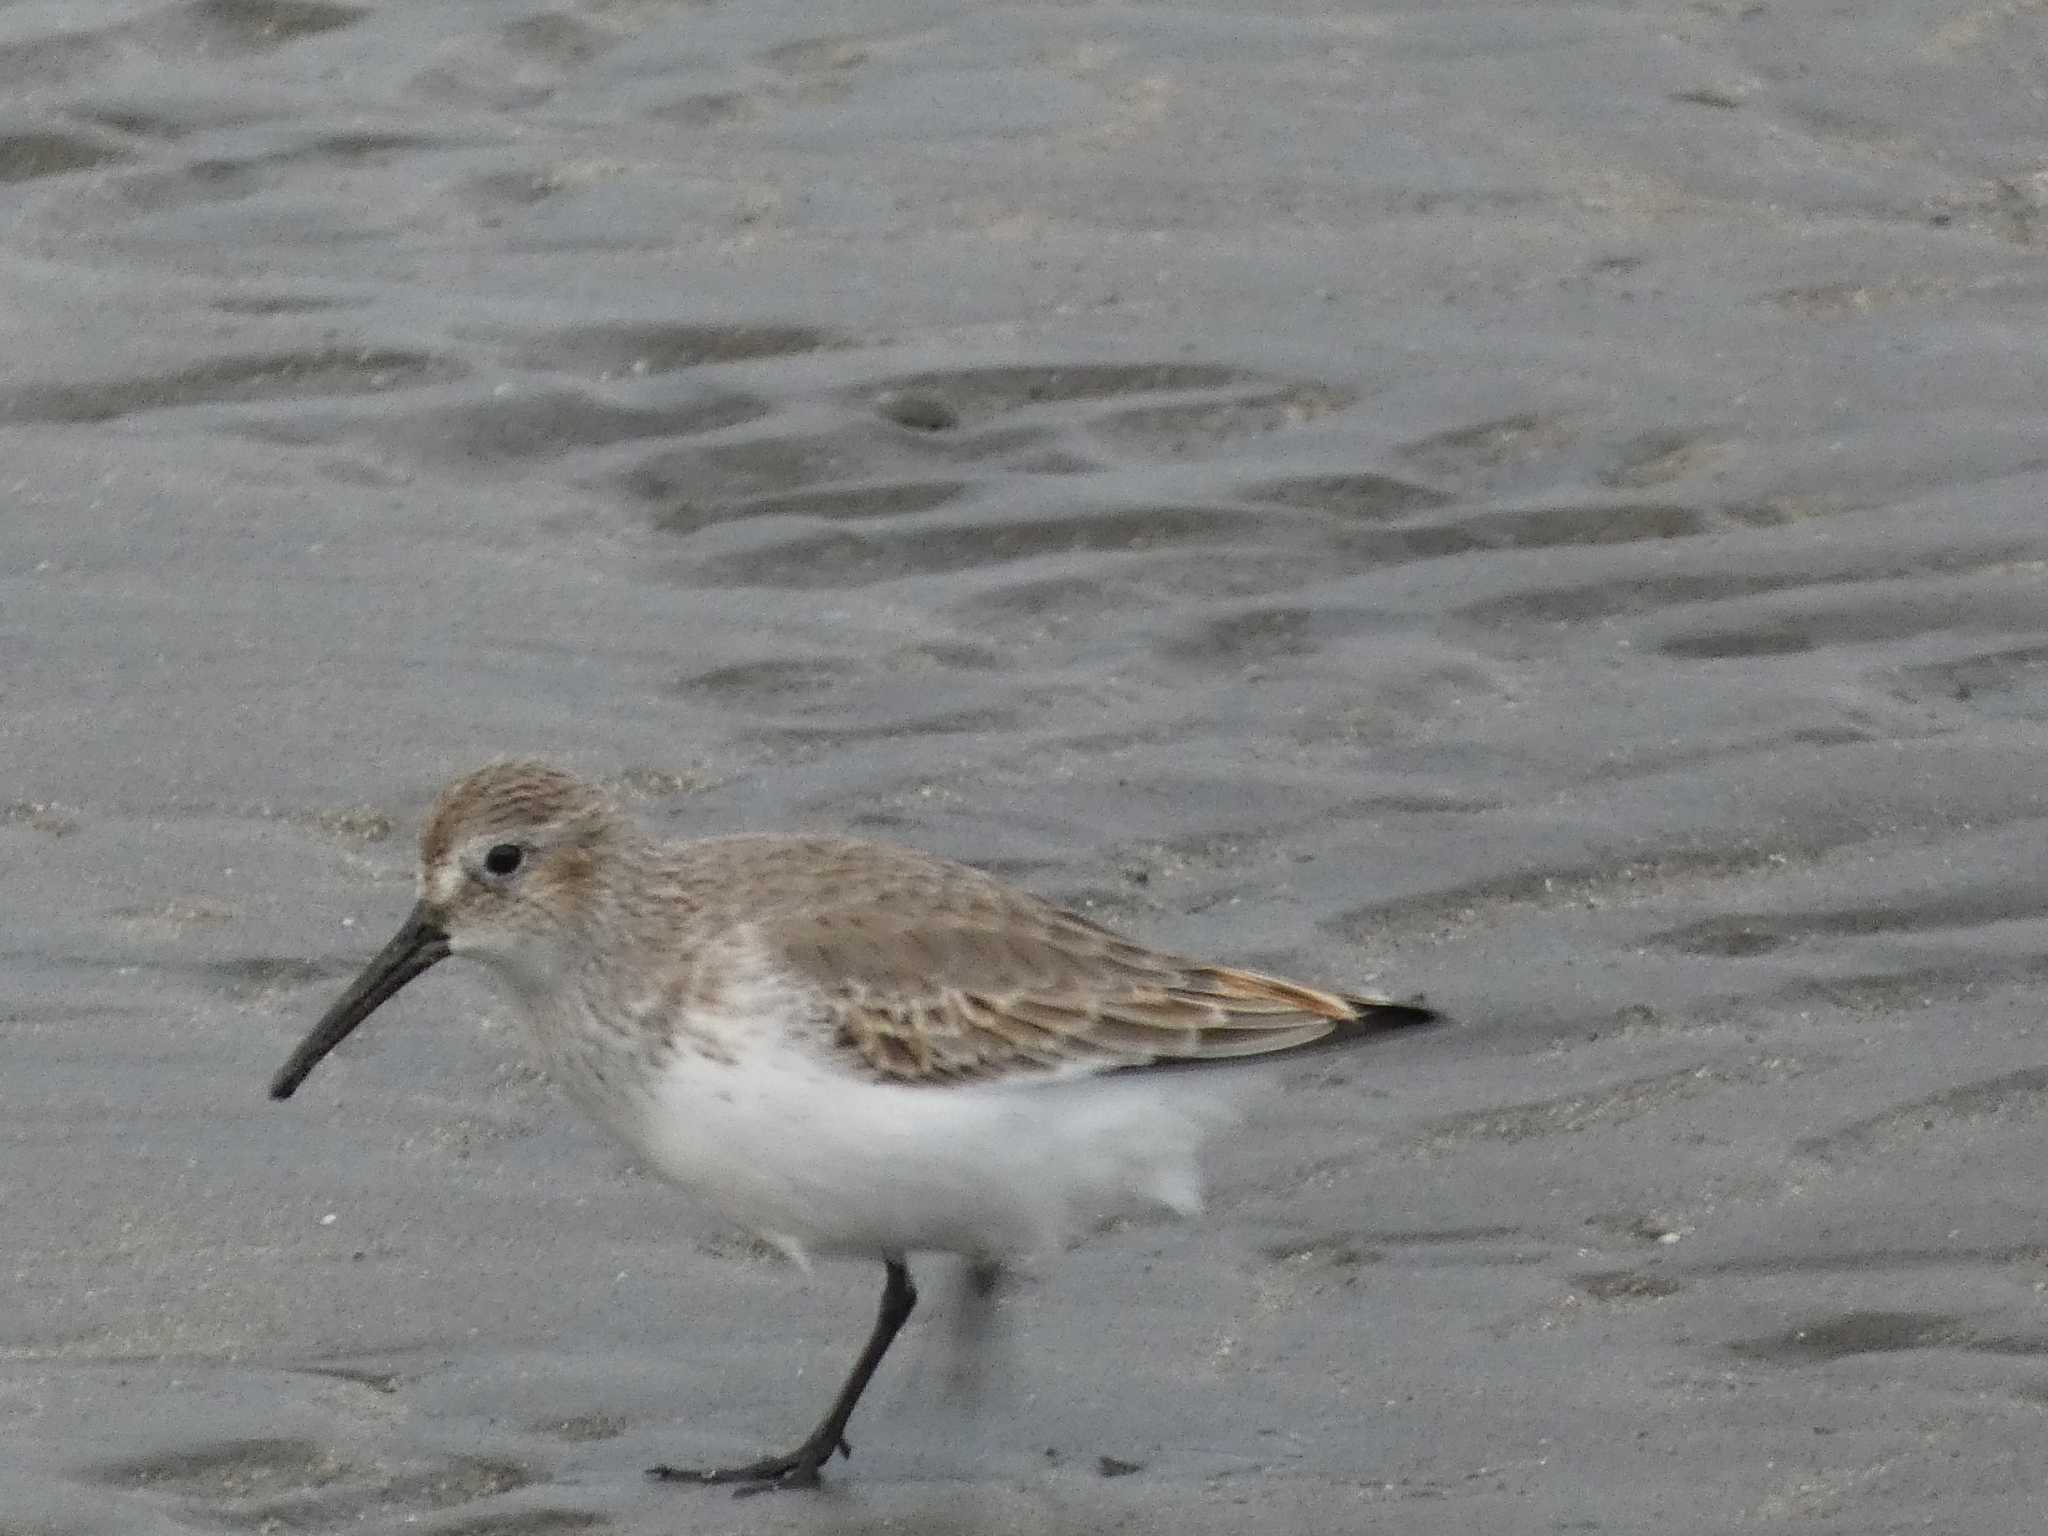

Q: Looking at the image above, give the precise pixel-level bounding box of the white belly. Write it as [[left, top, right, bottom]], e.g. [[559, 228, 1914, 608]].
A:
[[604, 1046, 1246, 1265]]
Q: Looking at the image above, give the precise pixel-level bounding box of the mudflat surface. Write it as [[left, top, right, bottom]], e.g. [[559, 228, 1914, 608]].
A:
[[6, 2, 2048, 1531]]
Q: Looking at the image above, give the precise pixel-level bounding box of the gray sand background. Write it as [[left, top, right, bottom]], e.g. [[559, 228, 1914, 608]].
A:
[[6, 1, 2048, 1530]]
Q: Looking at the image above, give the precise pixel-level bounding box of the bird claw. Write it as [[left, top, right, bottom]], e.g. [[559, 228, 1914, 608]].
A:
[[730, 1462, 822, 1498], [647, 1435, 846, 1495]]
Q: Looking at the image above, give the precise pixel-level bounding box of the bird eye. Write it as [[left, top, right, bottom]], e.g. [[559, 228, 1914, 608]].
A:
[[483, 843, 524, 877]]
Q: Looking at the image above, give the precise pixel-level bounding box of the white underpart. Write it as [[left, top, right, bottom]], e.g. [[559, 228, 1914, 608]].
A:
[[552, 955, 1249, 1266], [625, 1048, 1248, 1266]]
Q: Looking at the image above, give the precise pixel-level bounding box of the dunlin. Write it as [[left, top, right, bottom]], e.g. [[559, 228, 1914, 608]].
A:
[[271, 761, 1437, 1494]]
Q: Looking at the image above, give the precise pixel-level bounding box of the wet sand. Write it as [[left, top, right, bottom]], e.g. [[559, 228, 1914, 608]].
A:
[[7, 1, 2048, 1530]]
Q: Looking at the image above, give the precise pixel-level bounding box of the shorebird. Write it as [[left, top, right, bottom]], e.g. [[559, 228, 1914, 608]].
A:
[[270, 760, 1437, 1494]]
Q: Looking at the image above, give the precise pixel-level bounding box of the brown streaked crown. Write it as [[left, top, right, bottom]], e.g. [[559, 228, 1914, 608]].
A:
[[420, 759, 620, 870]]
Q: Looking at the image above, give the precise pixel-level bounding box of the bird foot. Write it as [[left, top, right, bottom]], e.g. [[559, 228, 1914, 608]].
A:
[[647, 1434, 851, 1497]]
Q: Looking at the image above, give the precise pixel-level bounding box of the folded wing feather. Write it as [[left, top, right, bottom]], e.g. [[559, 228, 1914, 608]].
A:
[[775, 905, 1432, 1084]]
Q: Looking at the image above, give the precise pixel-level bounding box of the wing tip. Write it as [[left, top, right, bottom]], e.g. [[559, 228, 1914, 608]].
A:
[[1107, 982, 1444, 1078], [1339, 993, 1442, 1032]]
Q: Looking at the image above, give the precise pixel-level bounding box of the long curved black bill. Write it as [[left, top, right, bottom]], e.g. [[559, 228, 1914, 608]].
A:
[[270, 902, 451, 1100]]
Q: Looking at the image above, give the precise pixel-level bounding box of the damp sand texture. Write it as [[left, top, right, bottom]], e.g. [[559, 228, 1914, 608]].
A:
[[7, 2, 2048, 1533]]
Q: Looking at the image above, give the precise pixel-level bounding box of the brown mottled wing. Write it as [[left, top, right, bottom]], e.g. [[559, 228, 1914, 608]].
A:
[[768, 895, 1435, 1085]]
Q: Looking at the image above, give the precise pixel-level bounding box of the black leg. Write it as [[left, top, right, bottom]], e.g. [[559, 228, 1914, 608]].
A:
[[967, 1257, 1004, 1300], [944, 1256, 1009, 1404], [649, 1259, 918, 1496]]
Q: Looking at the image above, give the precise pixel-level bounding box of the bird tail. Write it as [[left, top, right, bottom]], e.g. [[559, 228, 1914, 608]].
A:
[[1112, 967, 1443, 1076]]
